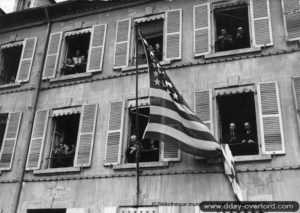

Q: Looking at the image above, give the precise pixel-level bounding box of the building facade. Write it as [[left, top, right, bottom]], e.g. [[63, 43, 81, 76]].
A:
[[0, 0, 300, 212]]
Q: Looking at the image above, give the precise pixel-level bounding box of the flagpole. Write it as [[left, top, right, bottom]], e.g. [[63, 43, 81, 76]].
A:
[[135, 24, 140, 207]]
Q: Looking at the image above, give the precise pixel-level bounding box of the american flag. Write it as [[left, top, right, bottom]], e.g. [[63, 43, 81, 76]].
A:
[[140, 32, 243, 201]]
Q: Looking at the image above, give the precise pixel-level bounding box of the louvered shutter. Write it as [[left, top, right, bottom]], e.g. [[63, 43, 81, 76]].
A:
[[26, 110, 49, 170], [159, 206, 180, 213], [0, 112, 22, 171], [257, 82, 285, 154], [292, 77, 300, 132], [104, 101, 124, 165], [282, 0, 300, 41], [165, 9, 182, 60], [74, 104, 98, 167], [119, 207, 157, 213], [87, 24, 107, 72], [16, 37, 37, 82], [42, 32, 62, 79], [103, 207, 117, 213], [194, 3, 211, 56], [195, 90, 213, 133], [250, 0, 273, 47], [162, 133, 181, 161], [113, 19, 131, 69]]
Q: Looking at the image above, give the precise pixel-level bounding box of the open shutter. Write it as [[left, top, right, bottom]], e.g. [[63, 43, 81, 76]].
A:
[[282, 0, 300, 41], [74, 104, 98, 167], [195, 90, 213, 133], [292, 77, 300, 133], [87, 24, 107, 72], [26, 110, 49, 170], [194, 3, 211, 56], [0, 112, 22, 171], [42, 32, 62, 79], [104, 101, 124, 165], [113, 19, 131, 69], [165, 9, 182, 60], [257, 82, 285, 154], [250, 0, 273, 47], [16, 37, 37, 82]]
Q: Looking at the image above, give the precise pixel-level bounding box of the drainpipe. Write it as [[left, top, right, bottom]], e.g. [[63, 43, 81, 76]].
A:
[[10, 7, 52, 213]]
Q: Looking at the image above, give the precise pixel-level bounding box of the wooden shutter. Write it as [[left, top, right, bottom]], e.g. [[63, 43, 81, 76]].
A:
[[282, 0, 300, 41], [74, 104, 98, 167], [292, 77, 300, 133], [103, 207, 117, 213], [0, 112, 22, 170], [158, 207, 180, 213], [257, 82, 285, 154], [87, 24, 107, 72], [194, 3, 211, 56], [119, 207, 157, 213], [165, 9, 182, 60], [26, 110, 49, 170], [42, 32, 62, 79], [195, 90, 213, 133], [104, 101, 124, 165], [250, 0, 273, 47], [113, 19, 131, 69], [16, 37, 37, 82]]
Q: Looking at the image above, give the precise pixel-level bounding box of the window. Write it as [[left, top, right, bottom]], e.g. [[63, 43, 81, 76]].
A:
[[214, 3, 250, 52], [48, 113, 80, 168], [60, 31, 91, 76], [127, 107, 160, 163], [0, 114, 8, 151], [134, 16, 164, 65], [0, 45, 23, 85]]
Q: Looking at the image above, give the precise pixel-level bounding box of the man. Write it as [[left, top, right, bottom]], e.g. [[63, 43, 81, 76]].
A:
[[223, 122, 240, 144], [126, 135, 139, 163], [234, 27, 249, 49], [241, 122, 256, 144], [215, 28, 233, 52]]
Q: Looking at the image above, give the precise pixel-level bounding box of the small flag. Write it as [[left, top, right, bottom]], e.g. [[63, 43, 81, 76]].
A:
[[139, 31, 243, 201]]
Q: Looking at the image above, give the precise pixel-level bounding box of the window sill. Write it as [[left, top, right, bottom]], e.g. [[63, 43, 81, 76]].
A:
[[49, 72, 92, 83], [234, 154, 272, 162], [121, 60, 171, 72], [204, 47, 261, 59], [113, 161, 168, 171], [0, 82, 21, 90], [33, 167, 81, 175]]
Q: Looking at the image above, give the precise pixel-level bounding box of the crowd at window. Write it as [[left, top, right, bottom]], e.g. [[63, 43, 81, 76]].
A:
[[61, 50, 87, 75]]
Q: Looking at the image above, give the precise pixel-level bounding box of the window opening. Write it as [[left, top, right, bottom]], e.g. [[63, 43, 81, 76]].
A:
[[217, 92, 259, 156], [135, 19, 163, 65], [0, 114, 8, 152], [0, 45, 23, 85], [126, 107, 159, 163], [49, 113, 80, 168], [214, 4, 250, 52], [61, 33, 90, 76]]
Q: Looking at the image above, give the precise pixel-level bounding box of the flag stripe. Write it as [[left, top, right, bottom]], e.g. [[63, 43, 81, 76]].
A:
[[150, 105, 210, 132], [144, 123, 221, 151], [151, 96, 202, 123]]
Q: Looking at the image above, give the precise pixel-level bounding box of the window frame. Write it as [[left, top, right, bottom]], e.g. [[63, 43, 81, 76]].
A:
[[211, 0, 253, 53], [57, 28, 92, 77]]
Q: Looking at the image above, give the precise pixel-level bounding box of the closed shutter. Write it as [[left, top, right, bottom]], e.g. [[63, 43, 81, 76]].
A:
[[257, 82, 285, 154], [104, 101, 124, 165], [120, 207, 157, 213], [282, 0, 300, 41], [165, 9, 182, 60], [158, 207, 180, 213], [74, 104, 98, 167], [194, 3, 211, 56], [113, 19, 131, 69], [292, 77, 300, 132], [195, 90, 213, 133], [103, 207, 117, 213], [87, 24, 107, 72], [42, 32, 62, 79], [16, 37, 37, 82], [0, 112, 22, 170], [250, 0, 273, 47], [26, 110, 49, 170]]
